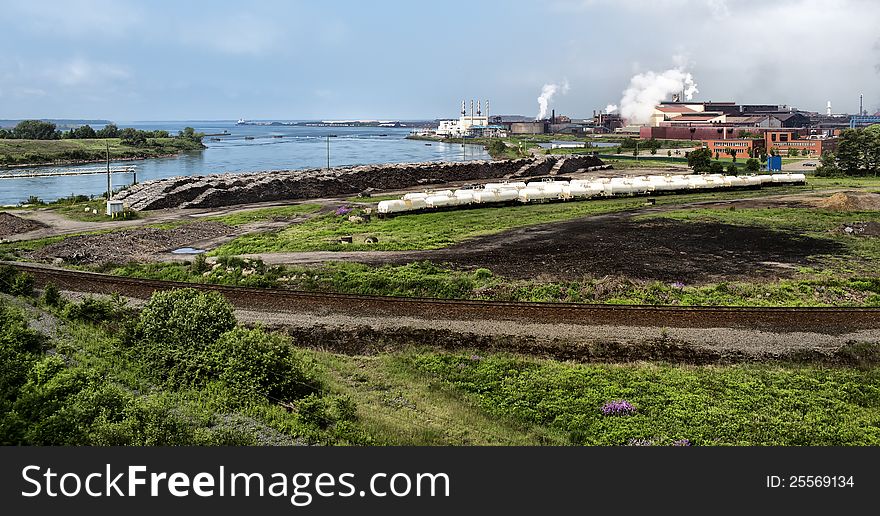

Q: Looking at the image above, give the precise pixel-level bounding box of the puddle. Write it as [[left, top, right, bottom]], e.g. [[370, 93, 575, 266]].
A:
[[171, 247, 206, 254]]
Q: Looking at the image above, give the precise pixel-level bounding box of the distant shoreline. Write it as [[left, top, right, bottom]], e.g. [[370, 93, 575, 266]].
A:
[[0, 137, 205, 169]]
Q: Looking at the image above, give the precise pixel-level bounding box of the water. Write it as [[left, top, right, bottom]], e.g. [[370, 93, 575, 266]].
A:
[[0, 121, 489, 205]]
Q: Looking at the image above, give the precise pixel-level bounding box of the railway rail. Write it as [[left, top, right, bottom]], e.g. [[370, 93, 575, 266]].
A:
[[6, 261, 879, 334]]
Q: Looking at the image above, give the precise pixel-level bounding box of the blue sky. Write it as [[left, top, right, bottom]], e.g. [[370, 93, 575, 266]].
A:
[[1, 0, 878, 121]]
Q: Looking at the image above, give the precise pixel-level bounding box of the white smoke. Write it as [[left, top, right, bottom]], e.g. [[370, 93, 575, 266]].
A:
[[536, 80, 569, 119], [619, 67, 699, 125], [605, 104, 618, 114]]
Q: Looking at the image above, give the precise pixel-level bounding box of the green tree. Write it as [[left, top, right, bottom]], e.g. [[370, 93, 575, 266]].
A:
[[816, 151, 840, 177], [687, 147, 713, 173], [745, 158, 760, 172], [725, 148, 738, 163], [96, 123, 119, 138], [709, 161, 724, 174], [787, 148, 800, 157], [12, 120, 58, 140], [119, 127, 147, 147], [726, 163, 738, 176], [178, 127, 204, 144]]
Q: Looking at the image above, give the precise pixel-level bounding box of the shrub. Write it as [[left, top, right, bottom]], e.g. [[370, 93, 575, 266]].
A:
[[63, 296, 127, 323], [190, 253, 210, 274], [133, 288, 236, 386], [41, 283, 62, 308], [9, 273, 34, 297], [207, 327, 319, 401]]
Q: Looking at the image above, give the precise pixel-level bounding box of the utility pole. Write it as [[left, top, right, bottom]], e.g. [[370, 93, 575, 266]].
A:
[[106, 141, 111, 200]]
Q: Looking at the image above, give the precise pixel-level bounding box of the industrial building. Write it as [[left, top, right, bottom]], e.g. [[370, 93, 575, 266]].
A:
[[702, 138, 765, 159], [435, 99, 507, 138]]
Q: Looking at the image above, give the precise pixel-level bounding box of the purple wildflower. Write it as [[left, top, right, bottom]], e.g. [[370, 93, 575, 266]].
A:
[[672, 439, 692, 447], [601, 400, 636, 416], [470, 354, 483, 362], [626, 438, 654, 446], [335, 206, 352, 216], [671, 281, 685, 289]]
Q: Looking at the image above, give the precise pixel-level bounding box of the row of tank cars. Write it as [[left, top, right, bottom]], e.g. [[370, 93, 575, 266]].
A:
[[376, 173, 807, 215]]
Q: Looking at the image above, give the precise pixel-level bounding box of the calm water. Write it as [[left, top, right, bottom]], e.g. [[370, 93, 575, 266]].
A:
[[0, 121, 489, 205]]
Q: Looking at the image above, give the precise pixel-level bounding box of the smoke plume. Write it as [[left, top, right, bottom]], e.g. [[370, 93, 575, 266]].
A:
[[536, 80, 569, 119], [619, 67, 698, 124], [605, 104, 618, 114]]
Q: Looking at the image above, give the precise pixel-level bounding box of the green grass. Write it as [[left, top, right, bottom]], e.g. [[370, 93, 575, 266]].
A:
[[0, 137, 204, 167], [201, 203, 322, 226], [213, 185, 815, 254], [393, 352, 880, 445]]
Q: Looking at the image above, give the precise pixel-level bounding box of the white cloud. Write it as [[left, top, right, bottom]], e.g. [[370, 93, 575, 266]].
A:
[[50, 58, 130, 87], [5, 0, 143, 38], [176, 13, 285, 56]]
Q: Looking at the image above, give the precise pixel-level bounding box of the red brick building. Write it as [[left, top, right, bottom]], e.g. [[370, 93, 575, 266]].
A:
[[702, 138, 765, 159], [764, 130, 837, 156]]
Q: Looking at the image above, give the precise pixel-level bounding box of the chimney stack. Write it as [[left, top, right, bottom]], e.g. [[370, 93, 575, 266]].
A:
[[551, 109, 555, 123]]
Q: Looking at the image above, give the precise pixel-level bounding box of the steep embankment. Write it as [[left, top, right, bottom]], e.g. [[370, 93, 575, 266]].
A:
[[115, 155, 606, 210]]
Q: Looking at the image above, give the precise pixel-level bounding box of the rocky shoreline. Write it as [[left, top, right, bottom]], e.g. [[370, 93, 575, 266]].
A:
[[115, 155, 606, 210]]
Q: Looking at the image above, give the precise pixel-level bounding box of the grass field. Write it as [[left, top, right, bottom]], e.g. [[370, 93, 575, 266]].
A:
[[213, 185, 813, 254], [0, 137, 205, 166], [341, 351, 880, 445]]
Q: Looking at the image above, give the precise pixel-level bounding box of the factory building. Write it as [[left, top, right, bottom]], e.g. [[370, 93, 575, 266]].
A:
[[764, 130, 837, 156], [436, 99, 507, 138], [702, 138, 765, 159]]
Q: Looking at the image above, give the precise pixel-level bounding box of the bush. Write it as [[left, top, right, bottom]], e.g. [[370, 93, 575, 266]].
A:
[[9, 273, 35, 297], [745, 158, 760, 172], [42, 283, 62, 307], [207, 327, 319, 401], [133, 288, 236, 386], [190, 253, 210, 274], [63, 296, 127, 323]]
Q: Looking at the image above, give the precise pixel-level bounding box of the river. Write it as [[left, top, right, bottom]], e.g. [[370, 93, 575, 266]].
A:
[[0, 121, 489, 205]]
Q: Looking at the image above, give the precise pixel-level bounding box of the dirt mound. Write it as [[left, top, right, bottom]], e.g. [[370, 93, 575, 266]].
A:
[[0, 212, 48, 237], [812, 192, 880, 211], [29, 221, 233, 264], [392, 215, 845, 283]]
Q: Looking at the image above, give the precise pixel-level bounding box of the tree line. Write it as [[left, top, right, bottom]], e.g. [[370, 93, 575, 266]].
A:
[[817, 125, 880, 176], [0, 120, 204, 146]]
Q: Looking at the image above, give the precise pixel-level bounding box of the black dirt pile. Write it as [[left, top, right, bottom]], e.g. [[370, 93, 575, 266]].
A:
[[398, 215, 846, 283], [0, 212, 47, 237], [114, 155, 605, 211], [29, 221, 233, 264]]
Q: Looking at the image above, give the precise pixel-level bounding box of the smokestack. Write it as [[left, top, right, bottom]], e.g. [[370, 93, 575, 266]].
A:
[[477, 100, 482, 116], [485, 99, 489, 120], [826, 101, 832, 116], [461, 100, 466, 116], [551, 109, 555, 123], [471, 99, 474, 122], [860, 93, 864, 116]]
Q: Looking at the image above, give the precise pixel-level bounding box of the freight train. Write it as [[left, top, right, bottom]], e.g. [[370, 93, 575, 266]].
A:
[[376, 173, 807, 214]]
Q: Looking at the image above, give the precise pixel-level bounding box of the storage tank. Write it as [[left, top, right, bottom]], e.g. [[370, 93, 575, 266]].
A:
[[425, 195, 453, 208], [472, 191, 498, 204], [454, 191, 475, 205], [378, 199, 408, 214], [496, 189, 519, 202], [406, 198, 427, 210], [518, 187, 547, 202], [403, 192, 428, 201]]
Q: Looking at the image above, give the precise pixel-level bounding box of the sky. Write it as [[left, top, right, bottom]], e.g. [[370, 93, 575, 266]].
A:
[[1, 0, 878, 121]]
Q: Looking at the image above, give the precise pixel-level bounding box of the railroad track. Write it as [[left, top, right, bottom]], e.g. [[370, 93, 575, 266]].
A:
[[6, 261, 879, 334]]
